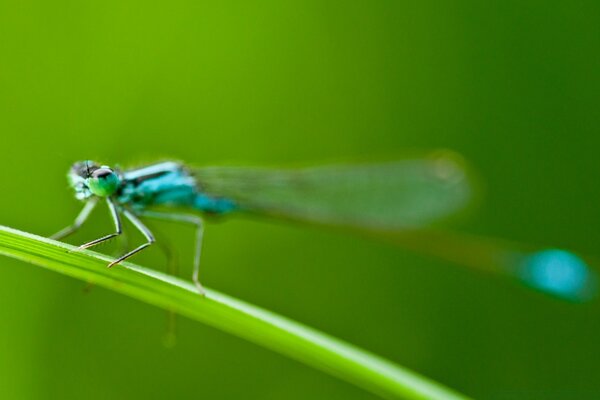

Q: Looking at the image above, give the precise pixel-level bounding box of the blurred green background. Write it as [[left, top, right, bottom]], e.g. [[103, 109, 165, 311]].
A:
[[1, 1, 599, 399]]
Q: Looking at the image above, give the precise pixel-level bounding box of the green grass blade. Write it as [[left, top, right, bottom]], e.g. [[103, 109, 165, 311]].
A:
[[0, 225, 469, 400]]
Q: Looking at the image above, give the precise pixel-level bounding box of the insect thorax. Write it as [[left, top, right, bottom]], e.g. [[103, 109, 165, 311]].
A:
[[117, 168, 198, 209]]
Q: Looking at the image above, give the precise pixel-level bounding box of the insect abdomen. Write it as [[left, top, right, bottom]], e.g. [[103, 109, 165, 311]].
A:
[[193, 193, 238, 214]]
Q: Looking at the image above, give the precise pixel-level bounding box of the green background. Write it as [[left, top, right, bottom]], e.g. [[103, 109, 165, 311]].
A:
[[1, 1, 599, 399]]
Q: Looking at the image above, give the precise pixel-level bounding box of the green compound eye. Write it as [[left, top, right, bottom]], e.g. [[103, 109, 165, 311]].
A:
[[86, 167, 121, 197]]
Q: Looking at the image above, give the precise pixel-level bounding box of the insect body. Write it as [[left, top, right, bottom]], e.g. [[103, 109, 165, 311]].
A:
[[53, 155, 595, 301], [54, 156, 472, 295], [53, 161, 236, 294]]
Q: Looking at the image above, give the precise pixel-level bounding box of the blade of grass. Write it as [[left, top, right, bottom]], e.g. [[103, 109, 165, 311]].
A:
[[0, 225, 469, 400]]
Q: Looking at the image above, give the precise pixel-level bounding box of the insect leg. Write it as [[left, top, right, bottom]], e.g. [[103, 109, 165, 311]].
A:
[[107, 209, 155, 268], [79, 197, 122, 249], [140, 211, 205, 295], [51, 198, 99, 240]]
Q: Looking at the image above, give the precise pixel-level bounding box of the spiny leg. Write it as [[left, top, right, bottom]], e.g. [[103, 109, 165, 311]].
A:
[[79, 197, 122, 249], [51, 198, 99, 240], [107, 209, 155, 268], [140, 211, 205, 295]]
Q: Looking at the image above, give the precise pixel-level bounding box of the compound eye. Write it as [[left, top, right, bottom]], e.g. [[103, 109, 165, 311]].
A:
[[92, 167, 114, 179], [87, 167, 121, 197]]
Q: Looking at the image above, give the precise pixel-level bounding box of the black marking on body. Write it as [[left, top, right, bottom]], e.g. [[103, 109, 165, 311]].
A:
[[129, 170, 171, 186]]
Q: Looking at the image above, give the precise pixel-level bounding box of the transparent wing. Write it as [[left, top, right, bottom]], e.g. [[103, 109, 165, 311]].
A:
[[191, 152, 475, 231]]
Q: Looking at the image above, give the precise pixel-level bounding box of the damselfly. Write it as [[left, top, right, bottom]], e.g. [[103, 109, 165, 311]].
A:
[[52, 153, 597, 301]]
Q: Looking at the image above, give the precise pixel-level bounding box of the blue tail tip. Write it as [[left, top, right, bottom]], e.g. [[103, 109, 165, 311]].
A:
[[520, 249, 598, 302]]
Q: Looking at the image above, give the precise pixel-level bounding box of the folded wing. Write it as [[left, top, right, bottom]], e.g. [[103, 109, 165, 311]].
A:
[[192, 152, 475, 232]]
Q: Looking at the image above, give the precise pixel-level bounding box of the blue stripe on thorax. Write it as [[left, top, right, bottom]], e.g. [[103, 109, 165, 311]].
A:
[[118, 162, 237, 214], [118, 168, 196, 208]]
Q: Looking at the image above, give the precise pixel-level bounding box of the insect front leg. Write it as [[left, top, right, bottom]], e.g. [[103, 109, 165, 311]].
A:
[[107, 209, 155, 268], [51, 198, 99, 240], [79, 197, 122, 249], [139, 211, 205, 296]]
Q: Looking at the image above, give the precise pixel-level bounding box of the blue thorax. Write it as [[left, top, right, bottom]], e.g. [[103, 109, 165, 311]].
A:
[[117, 161, 237, 214]]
